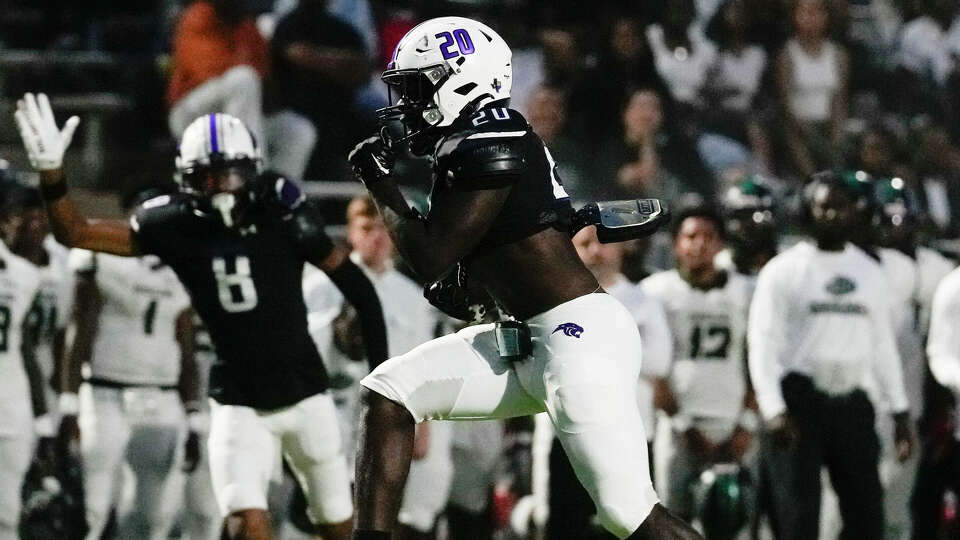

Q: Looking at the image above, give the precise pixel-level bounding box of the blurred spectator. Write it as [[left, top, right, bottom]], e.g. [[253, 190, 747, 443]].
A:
[[775, 0, 849, 179], [567, 15, 667, 149], [891, 0, 959, 118], [700, 0, 772, 174], [897, 0, 959, 88], [913, 125, 960, 237], [167, 0, 268, 144], [592, 87, 713, 203], [844, 123, 914, 183], [265, 0, 370, 181], [274, 0, 377, 57], [646, 0, 717, 113], [525, 85, 587, 203]]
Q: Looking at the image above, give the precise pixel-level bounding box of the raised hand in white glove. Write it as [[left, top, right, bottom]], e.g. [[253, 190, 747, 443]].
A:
[[13, 92, 80, 171]]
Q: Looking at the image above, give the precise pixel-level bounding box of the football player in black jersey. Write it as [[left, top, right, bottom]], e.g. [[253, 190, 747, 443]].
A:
[[347, 16, 700, 540], [14, 96, 388, 540]]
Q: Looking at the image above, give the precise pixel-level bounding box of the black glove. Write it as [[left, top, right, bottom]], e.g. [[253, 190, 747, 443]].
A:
[[348, 135, 395, 187], [183, 430, 202, 473], [251, 170, 306, 213], [424, 266, 494, 322]]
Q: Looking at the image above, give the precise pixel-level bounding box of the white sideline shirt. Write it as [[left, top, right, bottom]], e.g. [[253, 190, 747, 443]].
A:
[[927, 266, 960, 437], [748, 242, 908, 420], [915, 246, 956, 336]]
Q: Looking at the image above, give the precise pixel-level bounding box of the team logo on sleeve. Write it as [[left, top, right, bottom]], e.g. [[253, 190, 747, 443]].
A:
[[552, 322, 584, 338]]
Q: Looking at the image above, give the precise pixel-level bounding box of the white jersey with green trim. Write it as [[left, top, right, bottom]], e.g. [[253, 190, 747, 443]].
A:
[[27, 237, 74, 411], [0, 240, 41, 434], [69, 250, 191, 387], [640, 269, 750, 423]]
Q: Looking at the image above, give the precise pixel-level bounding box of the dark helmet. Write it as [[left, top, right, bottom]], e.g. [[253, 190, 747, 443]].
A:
[[872, 176, 921, 248], [691, 463, 752, 540], [838, 169, 876, 218], [721, 175, 776, 252]]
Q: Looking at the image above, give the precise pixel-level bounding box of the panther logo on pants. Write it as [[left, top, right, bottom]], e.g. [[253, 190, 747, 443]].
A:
[[552, 322, 584, 338]]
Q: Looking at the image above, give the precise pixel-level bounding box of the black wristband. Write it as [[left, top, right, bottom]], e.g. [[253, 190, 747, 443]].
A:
[[352, 531, 391, 540], [40, 180, 68, 201]]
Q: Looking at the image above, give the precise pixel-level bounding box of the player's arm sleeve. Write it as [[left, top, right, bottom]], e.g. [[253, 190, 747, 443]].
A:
[[326, 258, 388, 370], [871, 281, 910, 413], [928, 274, 960, 396], [639, 297, 672, 378], [287, 199, 336, 263], [747, 264, 790, 421]]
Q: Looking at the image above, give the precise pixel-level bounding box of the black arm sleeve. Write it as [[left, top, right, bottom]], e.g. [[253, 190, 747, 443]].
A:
[[326, 259, 389, 371], [288, 199, 335, 261]]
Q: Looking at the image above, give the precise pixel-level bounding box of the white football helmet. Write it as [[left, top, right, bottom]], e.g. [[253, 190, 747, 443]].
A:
[[379, 16, 512, 143], [175, 113, 261, 194], [175, 113, 262, 227]]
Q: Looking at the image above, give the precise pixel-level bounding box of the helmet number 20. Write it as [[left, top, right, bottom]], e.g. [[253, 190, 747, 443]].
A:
[[213, 256, 259, 313], [436, 30, 475, 60]]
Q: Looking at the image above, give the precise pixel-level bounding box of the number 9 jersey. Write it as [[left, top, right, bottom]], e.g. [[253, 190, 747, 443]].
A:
[[129, 178, 336, 410]]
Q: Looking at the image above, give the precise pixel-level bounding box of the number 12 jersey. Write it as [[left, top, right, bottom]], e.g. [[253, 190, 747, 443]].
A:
[[640, 270, 751, 422]]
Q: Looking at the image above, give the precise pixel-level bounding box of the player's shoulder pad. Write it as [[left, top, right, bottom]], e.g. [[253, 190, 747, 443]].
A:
[[435, 107, 535, 189], [130, 192, 198, 235]]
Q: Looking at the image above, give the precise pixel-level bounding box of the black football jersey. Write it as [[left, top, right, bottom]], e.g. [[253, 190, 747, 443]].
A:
[[432, 104, 573, 252], [130, 183, 333, 410]]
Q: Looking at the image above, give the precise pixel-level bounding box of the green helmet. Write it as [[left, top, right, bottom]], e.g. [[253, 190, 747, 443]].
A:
[[721, 175, 777, 253], [872, 176, 920, 224], [691, 463, 752, 540]]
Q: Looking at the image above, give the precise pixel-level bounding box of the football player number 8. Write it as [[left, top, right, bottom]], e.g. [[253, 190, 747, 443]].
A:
[[213, 256, 259, 313]]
